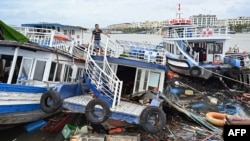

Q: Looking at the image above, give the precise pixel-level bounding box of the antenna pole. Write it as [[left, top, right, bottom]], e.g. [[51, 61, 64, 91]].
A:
[[177, 3, 181, 18]]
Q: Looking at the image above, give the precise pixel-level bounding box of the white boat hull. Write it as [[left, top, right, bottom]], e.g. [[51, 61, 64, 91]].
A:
[[167, 58, 213, 79]]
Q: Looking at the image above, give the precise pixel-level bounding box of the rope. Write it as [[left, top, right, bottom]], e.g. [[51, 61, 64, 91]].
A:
[[178, 81, 204, 94], [199, 66, 250, 86]]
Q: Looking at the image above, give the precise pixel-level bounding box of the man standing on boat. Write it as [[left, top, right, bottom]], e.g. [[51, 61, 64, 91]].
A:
[[91, 24, 110, 55]]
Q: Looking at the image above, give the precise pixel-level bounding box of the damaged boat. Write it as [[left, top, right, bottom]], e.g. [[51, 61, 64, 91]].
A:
[[161, 4, 250, 91], [62, 37, 169, 134], [0, 21, 88, 128]]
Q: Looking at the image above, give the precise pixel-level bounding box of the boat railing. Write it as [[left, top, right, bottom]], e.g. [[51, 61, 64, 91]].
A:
[[183, 40, 200, 63], [173, 30, 199, 66], [85, 39, 123, 108], [13, 26, 86, 58], [106, 40, 124, 58], [116, 40, 166, 65], [166, 26, 229, 39]]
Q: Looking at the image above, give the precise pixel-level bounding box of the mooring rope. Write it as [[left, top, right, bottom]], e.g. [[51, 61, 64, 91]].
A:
[[199, 66, 250, 86]]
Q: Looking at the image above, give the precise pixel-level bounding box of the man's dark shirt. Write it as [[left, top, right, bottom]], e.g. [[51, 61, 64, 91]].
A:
[[92, 29, 102, 40]]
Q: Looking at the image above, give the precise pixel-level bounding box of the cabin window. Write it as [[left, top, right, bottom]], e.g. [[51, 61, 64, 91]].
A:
[[71, 30, 75, 35], [19, 58, 33, 79], [135, 69, 149, 92], [63, 30, 67, 35], [55, 64, 62, 81], [207, 43, 223, 54], [148, 72, 160, 91], [76, 68, 83, 80], [33, 60, 46, 81], [77, 35, 80, 39], [48, 62, 57, 81], [57, 27, 60, 32], [63, 65, 72, 82]]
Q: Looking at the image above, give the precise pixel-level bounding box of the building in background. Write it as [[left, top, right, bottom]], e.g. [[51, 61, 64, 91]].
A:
[[107, 16, 250, 33], [189, 14, 217, 27]]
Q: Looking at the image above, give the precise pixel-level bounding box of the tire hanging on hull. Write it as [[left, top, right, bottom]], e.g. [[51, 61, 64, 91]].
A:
[[189, 66, 201, 77], [85, 98, 110, 124], [40, 90, 62, 113], [139, 106, 166, 134]]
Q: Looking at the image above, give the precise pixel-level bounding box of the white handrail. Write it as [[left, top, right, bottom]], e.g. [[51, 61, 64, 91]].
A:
[[85, 39, 123, 108], [115, 40, 165, 65]]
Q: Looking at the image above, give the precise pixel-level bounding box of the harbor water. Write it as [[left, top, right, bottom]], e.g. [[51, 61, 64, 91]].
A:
[[83, 33, 250, 52]]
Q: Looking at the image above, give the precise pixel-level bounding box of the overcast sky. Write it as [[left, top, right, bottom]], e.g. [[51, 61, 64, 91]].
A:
[[1, 0, 249, 28]]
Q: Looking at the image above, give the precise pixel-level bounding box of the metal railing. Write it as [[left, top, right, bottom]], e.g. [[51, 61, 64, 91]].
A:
[[116, 40, 166, 65], [85, 39, 123, 108], [176, 40, 199, 64], [13, 26, 88, 60], [173, 30, 199, 66], [164, 26, 229, 39]]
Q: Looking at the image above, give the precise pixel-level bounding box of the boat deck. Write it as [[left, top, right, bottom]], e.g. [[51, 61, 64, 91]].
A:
[[63, 95, 146, 124]]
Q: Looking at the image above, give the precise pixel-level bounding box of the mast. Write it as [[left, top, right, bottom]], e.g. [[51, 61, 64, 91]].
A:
[[176, 3, 182, 19]]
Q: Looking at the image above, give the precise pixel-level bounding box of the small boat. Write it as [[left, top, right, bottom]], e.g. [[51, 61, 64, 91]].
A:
[[0, 20, 88, 128], [227, 31, 236, 34]]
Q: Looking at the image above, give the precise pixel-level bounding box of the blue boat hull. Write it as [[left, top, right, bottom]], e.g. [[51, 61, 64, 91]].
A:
[[0, 83, 84, 125]]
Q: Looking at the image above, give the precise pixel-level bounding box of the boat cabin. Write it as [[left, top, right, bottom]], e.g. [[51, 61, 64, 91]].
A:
[[162, 24, 231, 65], [0, 23, 88, 87], [20, 23, 88, 46], [93, 57, 167, 96]]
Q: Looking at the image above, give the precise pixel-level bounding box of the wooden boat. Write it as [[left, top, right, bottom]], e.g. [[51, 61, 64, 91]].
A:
[[0, 20, 88, 127]]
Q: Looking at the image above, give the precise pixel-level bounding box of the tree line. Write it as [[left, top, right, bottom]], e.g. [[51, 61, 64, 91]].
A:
[[229, 24, 250, 32]]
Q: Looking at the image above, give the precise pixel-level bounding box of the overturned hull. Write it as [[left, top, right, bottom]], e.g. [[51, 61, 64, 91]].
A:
[[167, 58, 213, 79]]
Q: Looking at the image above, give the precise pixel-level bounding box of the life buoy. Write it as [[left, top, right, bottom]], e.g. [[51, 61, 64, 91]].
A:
[[202, 28, 213, 36], [85, 98, 110, 124], [189, 66, 201, 77], [40, 90, 62, 113], [54, 34, 69, 41], [205, 112, 227, 126], [139, 106, 166, 134]]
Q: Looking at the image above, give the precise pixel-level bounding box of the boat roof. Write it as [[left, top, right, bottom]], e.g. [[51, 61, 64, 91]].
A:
[[0, 20, 29, 43], [163, 24, 196, 28], [21, 22, 88, 30], [92, 56, 168, 71]]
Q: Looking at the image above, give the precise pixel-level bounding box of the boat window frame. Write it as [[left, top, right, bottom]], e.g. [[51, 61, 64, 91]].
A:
[[134, 68, 150, 93], [18, 57, 34, 81], [48, 61, 57, 82], [148, 71, 161, 91], [54, 63, 63, 82], [31, 58, 47, 81], [63, 64, 73, 82]]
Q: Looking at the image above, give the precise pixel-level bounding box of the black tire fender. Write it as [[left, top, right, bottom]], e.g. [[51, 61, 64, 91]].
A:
[[189, 66, 201, 77], [40, 90, 62, 113], [139, 106, 166, 134], [85, 98, 110, 124]]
